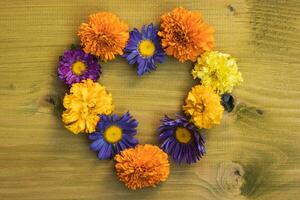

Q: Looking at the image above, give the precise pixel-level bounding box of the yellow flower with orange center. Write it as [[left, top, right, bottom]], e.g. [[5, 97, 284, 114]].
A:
[[115, 144, 170, 190], [78, 12, 129, 61], [183, 85, 224, 129], [62, 79, 114, 134], [158, 7, 214, 62]]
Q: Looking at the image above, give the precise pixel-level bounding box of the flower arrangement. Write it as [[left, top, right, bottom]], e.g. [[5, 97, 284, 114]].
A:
[[57, 7, 243, 190]]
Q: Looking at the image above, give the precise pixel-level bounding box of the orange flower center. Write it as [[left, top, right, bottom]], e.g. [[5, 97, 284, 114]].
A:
[[173, 27, 189, 45], [104, 125, 122, 144], [72, 61, 86, 75], [175, 127, 192, 144], [138, 40, 155, 57], [98, 34, 114, 48]]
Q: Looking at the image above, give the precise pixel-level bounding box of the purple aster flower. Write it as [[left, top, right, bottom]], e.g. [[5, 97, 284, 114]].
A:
[[89, 112, 139, 160], [58, 47, 101, 86], [123, 23, 165, 76], [159, 115, 206, 164]]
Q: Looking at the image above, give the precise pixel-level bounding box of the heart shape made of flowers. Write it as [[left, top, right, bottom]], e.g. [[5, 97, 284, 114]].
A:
[[57, 7, 243, 190]]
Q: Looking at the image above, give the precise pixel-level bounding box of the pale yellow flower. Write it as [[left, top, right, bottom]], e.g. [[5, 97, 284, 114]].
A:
[[62, 79, 114, 134], [192, 51, 243, 95], [183, 85, 224, 129]]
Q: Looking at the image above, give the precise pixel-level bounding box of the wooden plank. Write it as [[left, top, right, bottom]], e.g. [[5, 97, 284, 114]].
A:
[[0, 0, 299, 199]]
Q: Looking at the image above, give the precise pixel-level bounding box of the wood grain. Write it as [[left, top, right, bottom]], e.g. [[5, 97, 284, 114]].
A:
[[0, 0, 300, 199]]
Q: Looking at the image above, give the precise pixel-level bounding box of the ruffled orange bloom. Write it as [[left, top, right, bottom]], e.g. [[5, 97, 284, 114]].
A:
[[115, 144, 170, 190], [158, 7, 214, 62], [78, 12, 129, 61]]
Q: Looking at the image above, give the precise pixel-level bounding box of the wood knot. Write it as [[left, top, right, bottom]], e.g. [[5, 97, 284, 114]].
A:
[[38, 94, 64, 116], [9, 83, 16, 90], [235, 103, 264, 119], [227, 4, 237, 15], [45, 95, 56, 106], [217, 161, 245, 196]]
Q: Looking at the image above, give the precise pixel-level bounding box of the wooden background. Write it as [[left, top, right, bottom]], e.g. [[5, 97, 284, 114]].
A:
[[0, 0, 300, 199]]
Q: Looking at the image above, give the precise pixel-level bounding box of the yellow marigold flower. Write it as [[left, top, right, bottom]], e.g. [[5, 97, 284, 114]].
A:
[[62, 79, 114, 134], [192, 51, 243, 95], [115, 144, 170, 190], [78, 12, 129, 61], [158, 7, 214, 62], [183, 85, 224, 129]]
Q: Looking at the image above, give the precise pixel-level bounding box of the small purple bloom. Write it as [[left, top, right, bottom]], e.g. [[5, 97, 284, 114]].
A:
[[58, 47, 101, 86], [159, 115, 206, 164], [123, 23, 165, 76], [89, 112, 139, 160]]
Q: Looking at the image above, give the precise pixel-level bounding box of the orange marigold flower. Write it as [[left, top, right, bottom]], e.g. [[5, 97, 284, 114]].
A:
[[114, 144, 170, 190], [78, 12, 129, 61], [158, 7, 214, 62]]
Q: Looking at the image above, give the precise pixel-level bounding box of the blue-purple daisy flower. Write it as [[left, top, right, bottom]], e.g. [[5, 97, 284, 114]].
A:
[[58, 47, 101, 86], [89, 112, 139, 160], [123, 23, 165, 76], [159, 115, 206, 164]]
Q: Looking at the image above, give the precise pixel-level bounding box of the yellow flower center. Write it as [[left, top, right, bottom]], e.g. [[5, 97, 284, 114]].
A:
[[195, 103, 205, 113], [104, 125, 122, 144], [72, 61, 86, 75], [87, 102, 95, 108], [138, 40, 155, 57], [175, 127, 192, 144]]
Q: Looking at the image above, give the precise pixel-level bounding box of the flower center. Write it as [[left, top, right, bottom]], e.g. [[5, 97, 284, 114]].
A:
[[104, 125, 123, 144], [138, 40, 155, 57], [175, 127, 192, 144], [87, 102, 95, 108], [99, 34, 114, 47], [72, 61, 86, 75], [195, 103, 205, 113], [173, 28, 188, 44]]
